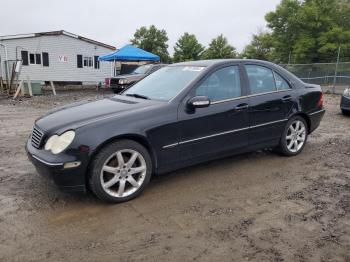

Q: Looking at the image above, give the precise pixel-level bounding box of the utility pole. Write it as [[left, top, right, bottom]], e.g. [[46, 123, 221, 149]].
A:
[[333, 46, 341, 94], [0, 55, 3, 91], [0, 43, 9, 91], [288, 51, 292, 65]]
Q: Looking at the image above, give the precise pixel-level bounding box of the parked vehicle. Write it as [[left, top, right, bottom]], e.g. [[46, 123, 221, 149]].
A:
[[340, 88, 350, 115], [110, 63, 167, 93], [26, 59, 325, 203]]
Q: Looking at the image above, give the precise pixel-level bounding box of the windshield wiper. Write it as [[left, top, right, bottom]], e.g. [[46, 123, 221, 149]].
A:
[[125, 93, 149, 100]]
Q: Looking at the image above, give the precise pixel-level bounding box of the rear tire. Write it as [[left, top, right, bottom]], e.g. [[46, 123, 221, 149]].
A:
[[276, 116, 308, 156], [89, 139, 152, 203]]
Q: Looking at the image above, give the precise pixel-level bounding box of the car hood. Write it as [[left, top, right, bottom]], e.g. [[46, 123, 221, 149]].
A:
[[35, 95, 160, 133]]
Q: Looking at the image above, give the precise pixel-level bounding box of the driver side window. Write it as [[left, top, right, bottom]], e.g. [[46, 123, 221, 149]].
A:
[[195, 66, 241, 102]]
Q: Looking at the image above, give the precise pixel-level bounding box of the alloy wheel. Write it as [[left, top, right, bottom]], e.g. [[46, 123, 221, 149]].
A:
[[286, 120, 306, 153], [100, 149, 147, 198]]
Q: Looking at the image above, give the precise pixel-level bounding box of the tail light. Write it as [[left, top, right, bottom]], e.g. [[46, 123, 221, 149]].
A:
[[317, 93, 324, 108]]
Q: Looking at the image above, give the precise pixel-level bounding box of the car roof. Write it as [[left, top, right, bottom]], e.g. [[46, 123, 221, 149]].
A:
[[168, 59, 303, 85], [170, 59, 275, 68]]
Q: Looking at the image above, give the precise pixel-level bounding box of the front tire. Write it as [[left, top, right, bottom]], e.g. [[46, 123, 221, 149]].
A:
[[277, 116, 308, 156], [89, 139, 152, 203]]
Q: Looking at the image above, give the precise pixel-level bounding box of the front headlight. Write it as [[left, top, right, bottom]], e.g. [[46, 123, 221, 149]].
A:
[[344, 88, 350, 97], [119, 79, 128, 85], [44, 130, 75, 154]]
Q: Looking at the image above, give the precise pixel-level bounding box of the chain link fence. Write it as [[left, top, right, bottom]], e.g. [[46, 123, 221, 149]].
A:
[[280, 47, 350, 94], [280, 62, 350, 94]]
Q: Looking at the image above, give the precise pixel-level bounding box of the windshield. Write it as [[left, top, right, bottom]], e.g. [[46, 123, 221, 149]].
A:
[[123, 66, 205, 101], [132, 64, 153, 74]]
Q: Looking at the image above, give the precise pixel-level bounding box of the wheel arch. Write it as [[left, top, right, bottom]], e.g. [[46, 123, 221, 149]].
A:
[[86, 134, 158, 184], [289, 112, 311, 133]]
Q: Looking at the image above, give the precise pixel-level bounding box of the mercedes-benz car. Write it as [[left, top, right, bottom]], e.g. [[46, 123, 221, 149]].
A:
[[26, 59, 325, 203], [341, 87, 350, 115], [110, 63, 167, 93]]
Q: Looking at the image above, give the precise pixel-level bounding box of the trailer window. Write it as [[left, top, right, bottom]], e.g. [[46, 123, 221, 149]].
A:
[[35, 54, 41, 65], [29, 53, 42, 65], [83, 56, 93, 68]]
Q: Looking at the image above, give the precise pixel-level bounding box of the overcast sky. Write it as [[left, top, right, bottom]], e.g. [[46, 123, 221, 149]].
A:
[[1, 0, 281, 53]]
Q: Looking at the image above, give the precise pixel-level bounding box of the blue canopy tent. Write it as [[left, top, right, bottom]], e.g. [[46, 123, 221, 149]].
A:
[[99, 44, 160, 62]]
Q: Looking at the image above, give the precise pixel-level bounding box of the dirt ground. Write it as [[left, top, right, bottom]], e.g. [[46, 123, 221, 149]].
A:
[[0, 90, 349, 262]]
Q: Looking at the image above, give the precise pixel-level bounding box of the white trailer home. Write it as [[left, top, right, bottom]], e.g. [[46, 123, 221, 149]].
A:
[[0, 30, 115, 85]]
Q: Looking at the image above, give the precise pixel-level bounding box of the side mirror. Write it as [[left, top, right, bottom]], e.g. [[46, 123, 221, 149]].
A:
[[188, 96, 211, 108]]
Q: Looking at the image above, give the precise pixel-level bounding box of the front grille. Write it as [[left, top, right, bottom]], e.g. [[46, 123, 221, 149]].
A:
[[31, 126, 44, 149], [110, 78, 120, 85]]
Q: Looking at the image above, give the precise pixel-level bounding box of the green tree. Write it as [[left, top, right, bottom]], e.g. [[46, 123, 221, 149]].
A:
[[131, 25, 170, 62], [202, 34, 237, 59], [317, 0, 350, 60], [264, 0, 301, 63], [241, 31, 274, 61], [173, 33, 204, 62], [264, 0, 350, 63]]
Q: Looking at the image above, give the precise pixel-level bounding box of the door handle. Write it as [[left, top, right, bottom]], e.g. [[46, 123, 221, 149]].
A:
[[282, 95, 292, 102], [234, 103, 249, 111]]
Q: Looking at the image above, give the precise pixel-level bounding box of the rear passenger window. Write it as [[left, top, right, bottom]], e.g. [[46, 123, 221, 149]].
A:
[[274, 72, 290, 90], [196, 66, 241, 102], [245, 65, 276, 95]]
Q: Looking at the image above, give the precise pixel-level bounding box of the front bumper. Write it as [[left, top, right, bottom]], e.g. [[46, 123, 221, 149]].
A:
[[340, 95, 350, 111], [26, 139, 87, 192], [111, 84, 128, 93]]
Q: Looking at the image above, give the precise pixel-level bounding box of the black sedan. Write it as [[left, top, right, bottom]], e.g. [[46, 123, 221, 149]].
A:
[[340, 87, 350, 115], [26, 59, 325, 203], [110, 63, 166, 93]]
